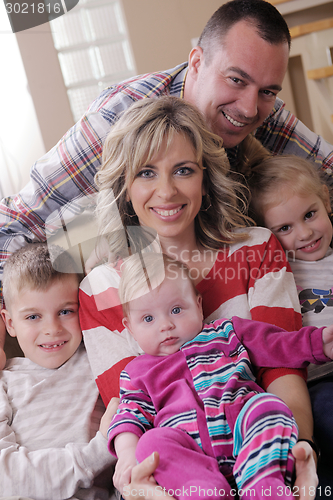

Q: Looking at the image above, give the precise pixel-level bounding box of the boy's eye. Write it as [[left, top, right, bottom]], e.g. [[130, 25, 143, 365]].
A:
[[143, 315, 154, 323], [59, 309, 72, 316], [171, 307, 181, 315], [26, 314, 39, 320]]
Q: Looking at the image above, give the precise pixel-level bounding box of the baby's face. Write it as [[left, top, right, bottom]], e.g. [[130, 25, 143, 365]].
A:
[[123, 273, 203, 356], [3, 275, 82, 369], [264, 191, 333, 262]]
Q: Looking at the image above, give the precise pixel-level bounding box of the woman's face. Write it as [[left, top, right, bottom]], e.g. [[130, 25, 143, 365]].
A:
[[127, 133, 205, 243]]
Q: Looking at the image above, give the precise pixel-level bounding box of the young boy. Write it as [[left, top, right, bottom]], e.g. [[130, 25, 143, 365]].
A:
[[108, 252, 333, 500], [0, 243, 117, 500]]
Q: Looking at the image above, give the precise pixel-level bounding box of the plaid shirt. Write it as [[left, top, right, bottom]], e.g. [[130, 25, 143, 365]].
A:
[[0, 62, 332, 302]]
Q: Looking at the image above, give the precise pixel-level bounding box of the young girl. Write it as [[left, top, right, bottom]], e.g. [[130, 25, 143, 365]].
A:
[[244, 136, 333, 488]]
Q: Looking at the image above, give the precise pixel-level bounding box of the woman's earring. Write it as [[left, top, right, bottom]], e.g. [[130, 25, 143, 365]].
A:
[[200, 194, 212, 212]]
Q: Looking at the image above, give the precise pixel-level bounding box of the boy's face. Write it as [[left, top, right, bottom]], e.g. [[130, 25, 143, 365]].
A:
[[264, 190, 333, 262], [123, 272, 203, 356], [2, 275, 82, 369]]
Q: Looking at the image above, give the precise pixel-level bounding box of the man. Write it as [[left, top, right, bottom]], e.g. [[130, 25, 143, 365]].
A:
[[0, 0, 328, 494]]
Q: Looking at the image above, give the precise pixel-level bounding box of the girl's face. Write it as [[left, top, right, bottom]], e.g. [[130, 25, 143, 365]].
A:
[[263, 189, 333, 262], [127, 133, 205, 244]]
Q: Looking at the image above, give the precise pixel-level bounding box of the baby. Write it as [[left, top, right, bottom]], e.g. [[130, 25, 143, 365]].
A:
[[0, 243, 116, 500], [107, 252, 333, 500]]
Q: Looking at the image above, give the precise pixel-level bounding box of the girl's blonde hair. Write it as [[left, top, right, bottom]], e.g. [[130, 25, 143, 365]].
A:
[[240, 135, 331, 225], [95, 96, 251, 258]]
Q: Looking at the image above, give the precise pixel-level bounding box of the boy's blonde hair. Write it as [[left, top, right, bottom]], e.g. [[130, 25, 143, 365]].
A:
[[95, 96, 251, 259], [3, 243, 80, 309], [240, 135, 331, 225], [119, 252, 198, 317]]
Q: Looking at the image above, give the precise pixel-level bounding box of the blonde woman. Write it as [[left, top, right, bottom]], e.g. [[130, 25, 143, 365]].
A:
[[79, 97, 317, 497]]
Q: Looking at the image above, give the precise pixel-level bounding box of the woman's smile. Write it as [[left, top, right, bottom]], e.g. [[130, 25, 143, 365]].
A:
[[128, 133, 204, 243]]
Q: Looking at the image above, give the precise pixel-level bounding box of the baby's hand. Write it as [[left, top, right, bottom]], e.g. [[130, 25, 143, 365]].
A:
[[99, 397, 120, 438], [113, 453, 137, 494], [322, 325, 333, 359]]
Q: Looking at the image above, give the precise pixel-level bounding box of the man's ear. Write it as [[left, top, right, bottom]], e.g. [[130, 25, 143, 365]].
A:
[[1, 309, 16, 338], [322, 184, 332, 213], [188, 46, 204, 78]]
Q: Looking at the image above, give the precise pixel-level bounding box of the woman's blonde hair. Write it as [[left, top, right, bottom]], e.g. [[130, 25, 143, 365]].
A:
[[240, 135, 331, 225], [95, 96, 250, 258]]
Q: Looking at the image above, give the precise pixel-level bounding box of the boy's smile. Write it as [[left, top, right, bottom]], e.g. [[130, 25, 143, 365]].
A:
[[2, 275, 82, 369]]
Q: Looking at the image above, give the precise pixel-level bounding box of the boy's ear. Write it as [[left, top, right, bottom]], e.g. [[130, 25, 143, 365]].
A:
[[1, 309, 16, 338], [322, 184, 332, 213]]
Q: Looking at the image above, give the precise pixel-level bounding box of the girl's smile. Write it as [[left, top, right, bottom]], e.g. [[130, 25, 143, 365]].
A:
[[264, 191, 333, 262]]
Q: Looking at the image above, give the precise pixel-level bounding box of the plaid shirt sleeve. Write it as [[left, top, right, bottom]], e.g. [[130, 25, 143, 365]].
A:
[[255, 98, 333, 182], [0, 64, 187, 304]]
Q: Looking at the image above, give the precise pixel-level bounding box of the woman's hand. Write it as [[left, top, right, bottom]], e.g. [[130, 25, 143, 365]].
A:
[[292, 441, 318, 499], [122, 452, 175, 500]]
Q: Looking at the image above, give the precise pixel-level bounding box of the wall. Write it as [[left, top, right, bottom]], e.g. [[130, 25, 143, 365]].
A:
[[121, 0, 225, 74]]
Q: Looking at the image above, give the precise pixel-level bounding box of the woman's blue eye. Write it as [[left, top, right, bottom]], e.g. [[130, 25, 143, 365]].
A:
[[175, 167, 192, 176], [137, 169, 154, 178], [171, 307, 181, 314], [143, 315, 154, 323]]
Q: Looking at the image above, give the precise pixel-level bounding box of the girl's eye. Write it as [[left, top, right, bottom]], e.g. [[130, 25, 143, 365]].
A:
[[143, 315, 154, 323], [27, 314, 39, 320], [171, 307, 181, 315], [278, 225, 290, 233], [305, 211, 315, 220]]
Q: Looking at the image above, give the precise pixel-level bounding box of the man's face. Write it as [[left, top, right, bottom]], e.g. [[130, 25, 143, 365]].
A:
[[185, 20, 289, 148]]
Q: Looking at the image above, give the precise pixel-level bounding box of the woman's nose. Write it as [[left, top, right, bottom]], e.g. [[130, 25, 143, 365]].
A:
[[156, 176, 177, 199]]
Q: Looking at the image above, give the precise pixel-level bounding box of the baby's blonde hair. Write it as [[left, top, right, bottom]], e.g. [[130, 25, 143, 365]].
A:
[[119, 252, 198, 317]]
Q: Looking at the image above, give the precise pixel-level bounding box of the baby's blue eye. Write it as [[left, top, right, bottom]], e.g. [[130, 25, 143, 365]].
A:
[[143, 315, 154, 323], [171, 307, 181, 315]]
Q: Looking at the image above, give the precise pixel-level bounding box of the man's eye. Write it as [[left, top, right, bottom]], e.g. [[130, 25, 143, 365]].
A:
[[171, 307, 181, 315], [143, 315, 154, 323]]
